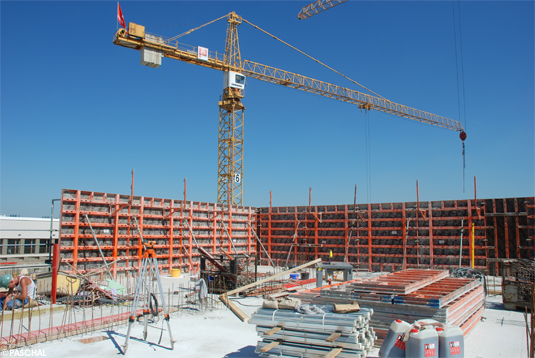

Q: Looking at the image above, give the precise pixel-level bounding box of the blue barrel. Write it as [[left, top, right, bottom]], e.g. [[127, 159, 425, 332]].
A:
[[290, 273, 299, 280]]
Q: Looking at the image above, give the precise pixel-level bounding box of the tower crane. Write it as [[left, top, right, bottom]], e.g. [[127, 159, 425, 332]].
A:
[[113, 11, 465, 206], [298, 0, 349, 20]]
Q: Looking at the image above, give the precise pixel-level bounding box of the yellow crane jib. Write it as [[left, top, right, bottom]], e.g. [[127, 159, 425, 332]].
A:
[[113, 12, 465, 206], [298, 0, 349, 20]]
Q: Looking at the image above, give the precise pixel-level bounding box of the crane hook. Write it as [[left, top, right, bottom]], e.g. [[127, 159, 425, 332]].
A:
[[460, 131, 467, 192]]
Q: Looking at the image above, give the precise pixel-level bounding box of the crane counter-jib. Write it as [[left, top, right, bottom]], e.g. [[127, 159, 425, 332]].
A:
[[113, 28, 464, 133], [113, 28, 241, 73]]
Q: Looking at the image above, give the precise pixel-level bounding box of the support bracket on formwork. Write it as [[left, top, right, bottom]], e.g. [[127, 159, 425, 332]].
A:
[[180, 246, 195, 269], [284, 243, 296, 269], [132, 216, 145, 243], [285, 221, 301, 268], [308, 212, 323, 223], [475, 205, 482, 220], [256, 213, 269, 222], [221, 222, 241, 256], [208, 209, 223, 221], [348, 201, 366, 222], [402, 218, 411, 270], [418, 208, 428, 221], [344, 229, 355, 263], [82, 213, 113, 280], [247, 221, 274, 267], [182, 219, 200, 247], [198, 246, 229, 275], [345, 204, 365, 263], [109, 203, 130, 217], [164, 207, 183, 219]]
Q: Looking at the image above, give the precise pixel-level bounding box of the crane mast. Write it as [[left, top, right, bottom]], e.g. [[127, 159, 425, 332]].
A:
[[218, 12, 245, 206], [113, 11, 465, 206]]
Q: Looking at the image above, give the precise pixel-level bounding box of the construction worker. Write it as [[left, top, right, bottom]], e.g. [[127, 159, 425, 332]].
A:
[[0, 274, 36, 310]]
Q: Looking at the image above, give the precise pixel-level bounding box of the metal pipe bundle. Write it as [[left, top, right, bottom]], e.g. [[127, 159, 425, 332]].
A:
[[249, 305, 376, 357]]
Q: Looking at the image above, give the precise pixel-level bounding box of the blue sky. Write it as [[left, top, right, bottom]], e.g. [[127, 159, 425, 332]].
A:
[[1, 1, 533, 217]]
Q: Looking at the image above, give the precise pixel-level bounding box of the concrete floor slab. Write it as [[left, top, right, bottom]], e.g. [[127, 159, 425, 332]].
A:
[[1, 273, 531, 358]]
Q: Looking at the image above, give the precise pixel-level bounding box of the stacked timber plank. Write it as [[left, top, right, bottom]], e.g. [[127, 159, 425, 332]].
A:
[[290, 269, 485, 345], [249, 306, 376, 357]]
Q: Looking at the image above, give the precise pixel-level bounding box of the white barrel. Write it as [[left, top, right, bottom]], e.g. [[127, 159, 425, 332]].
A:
[[406, 328, 439, 358], [437, 326, 464, 358], [379, 319, 411, 358]]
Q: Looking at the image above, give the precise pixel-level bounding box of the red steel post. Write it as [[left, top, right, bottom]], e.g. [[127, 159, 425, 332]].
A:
[[367, 203, 372, 271], [515, 198, 521, 259], [402, 203, 407, 270], [493, 199, 499, 271], [169, 200, 174, 270], [429, 201, 434, 267], [72, 190, 81, 270], [504, 198, 510, 258], [51, 243, 59, 304], [268, 191, 272, 257], [314, 205, 319, 259], [468, 199, 473, 268]]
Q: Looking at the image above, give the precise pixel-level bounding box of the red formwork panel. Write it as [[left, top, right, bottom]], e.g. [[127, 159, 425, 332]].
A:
[[60, 192, 534, 277], [59, 189, 256, 277], [256, 197, 534, 273]]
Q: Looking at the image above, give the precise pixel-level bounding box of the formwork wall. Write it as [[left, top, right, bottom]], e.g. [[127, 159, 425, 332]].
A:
[[60, 191, 533, 277], [59, 189, 256, 277], [256, 197, 534, 274]]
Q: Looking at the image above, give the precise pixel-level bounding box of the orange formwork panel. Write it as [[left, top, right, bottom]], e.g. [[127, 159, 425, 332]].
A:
[[59, 189, 256, 277], [256, 197, 534, 273], [348, 269, 450, 295]]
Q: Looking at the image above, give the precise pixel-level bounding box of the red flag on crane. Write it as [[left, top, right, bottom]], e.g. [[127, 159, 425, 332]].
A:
[[117, 2, 126, 29]]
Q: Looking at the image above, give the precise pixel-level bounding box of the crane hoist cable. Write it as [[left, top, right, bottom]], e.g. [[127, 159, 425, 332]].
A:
[[452, 0, 468, 192], [241, 18, 387, 100], [364, 111, 372, 204]]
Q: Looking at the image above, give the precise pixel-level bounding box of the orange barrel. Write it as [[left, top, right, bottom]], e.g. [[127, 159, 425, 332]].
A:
[[379, 319, 411, 358]]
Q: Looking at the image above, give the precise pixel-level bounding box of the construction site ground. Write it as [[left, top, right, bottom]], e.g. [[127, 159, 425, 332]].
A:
[[2, 271, 530, 358]]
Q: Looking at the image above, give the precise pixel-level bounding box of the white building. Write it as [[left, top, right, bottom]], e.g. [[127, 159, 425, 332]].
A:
[[0, 216, 59, 262]]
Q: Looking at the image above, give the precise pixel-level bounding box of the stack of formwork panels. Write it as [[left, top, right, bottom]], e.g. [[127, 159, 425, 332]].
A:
[[290, 269, 485, 345], [59, 189, 256, 278], [249, 306, 376, 357]]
